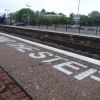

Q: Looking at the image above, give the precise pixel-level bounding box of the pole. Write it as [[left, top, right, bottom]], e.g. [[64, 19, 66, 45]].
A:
[[96, 24, 98, 35], [5, 9, 9, 17], [5, 9, 9, 24], [26, 5, 31, 27], [77, 0, 80, 16], [77, 0, 80, 33]]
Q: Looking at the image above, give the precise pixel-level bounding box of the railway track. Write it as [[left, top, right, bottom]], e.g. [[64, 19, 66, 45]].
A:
[[0, 25, 100, 60]]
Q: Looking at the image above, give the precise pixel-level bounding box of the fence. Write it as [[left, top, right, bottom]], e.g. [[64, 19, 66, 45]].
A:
[[29, 25, 100, 35]]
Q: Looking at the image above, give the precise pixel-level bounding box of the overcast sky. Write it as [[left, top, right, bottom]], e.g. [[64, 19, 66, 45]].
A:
[[0, 0, 100, 16]]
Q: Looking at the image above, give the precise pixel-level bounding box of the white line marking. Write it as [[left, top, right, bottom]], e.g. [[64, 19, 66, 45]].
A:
[[0, 32, 100, 66]]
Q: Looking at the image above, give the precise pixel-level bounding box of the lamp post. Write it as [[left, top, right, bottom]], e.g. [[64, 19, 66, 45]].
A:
[[77, 0, 80, 16], [77, 0, 81, 33], [5, 9, 9, 24], [5, 9, 9, 17], [26, 4, 31, 27]]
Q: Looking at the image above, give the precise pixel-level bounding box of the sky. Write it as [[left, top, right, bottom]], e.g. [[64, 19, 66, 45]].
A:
[[0, 0, 100, 16]]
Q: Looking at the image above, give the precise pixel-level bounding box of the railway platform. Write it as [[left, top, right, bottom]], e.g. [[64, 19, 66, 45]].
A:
[[30, 27, 100, 39], [0, 32, 100, 100]]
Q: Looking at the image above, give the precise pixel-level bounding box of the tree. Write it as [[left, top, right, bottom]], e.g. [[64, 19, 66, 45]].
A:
[[88, 11, 100, 17], [79, 15, 88, 26], [69, 13, 75, 25], [17, 8, 32, 23], [88, 11, 100, 26], [8, 8, 68, 26]]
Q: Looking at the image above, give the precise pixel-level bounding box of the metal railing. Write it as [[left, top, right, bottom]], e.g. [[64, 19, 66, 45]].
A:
[[26, 25, 100, 35]]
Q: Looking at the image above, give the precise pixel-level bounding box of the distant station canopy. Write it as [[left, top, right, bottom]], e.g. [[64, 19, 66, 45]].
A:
[[73, 15, 80, 22]]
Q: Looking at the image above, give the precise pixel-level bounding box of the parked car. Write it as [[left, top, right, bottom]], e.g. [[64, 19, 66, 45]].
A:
[[71, 24, 80, 28], [16, 22, 25, 26]]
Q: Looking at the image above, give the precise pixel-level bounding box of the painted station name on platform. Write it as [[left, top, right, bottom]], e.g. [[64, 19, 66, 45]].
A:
[[0, 35, 100, 82]]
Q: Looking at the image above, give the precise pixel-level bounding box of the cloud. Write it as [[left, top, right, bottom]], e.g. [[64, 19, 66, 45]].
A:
[[0, 0, 100, 16]]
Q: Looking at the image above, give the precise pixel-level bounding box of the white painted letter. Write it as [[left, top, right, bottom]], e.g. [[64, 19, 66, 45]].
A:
[[29, 52, 54, 59], [53, 62, 78, 75], [42, 56, 68, 63], [7, 43, 39, 52], [74, 68, 97, 80], [90, 71, 100, 82], [0, 36, 16, 43]]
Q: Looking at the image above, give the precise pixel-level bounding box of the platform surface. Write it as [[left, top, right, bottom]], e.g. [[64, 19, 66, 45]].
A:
[[0, 32, 100, 100]]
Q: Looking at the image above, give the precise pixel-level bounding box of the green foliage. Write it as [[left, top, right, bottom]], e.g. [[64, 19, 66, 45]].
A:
[[8, 8, 100, 26], [8, 8, 68, 26], [69, 13, 75, 25], [88, 11, 100, 26], [79, 11, 100, 26], [79, 15, 88, 26], [88, 11, 100, 17]]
